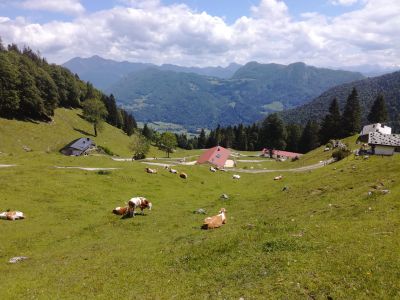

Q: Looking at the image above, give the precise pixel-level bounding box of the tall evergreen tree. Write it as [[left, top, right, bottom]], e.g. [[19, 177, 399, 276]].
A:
[[342, 88, 361, 137], [260, 113, 287, 150], [285, 123, 301, 152], [142, 123, 153, 140], [367, 94, 388, 124], [121, 110, 137, 136], [319, 98, 341, 143], [198, 129, 206, 149], [299, 121, 320, 153]]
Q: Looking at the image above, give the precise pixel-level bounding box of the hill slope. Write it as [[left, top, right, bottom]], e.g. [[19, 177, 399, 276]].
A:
[[0, 131, 399, 298], [107, 62, 364, 130], [280, 71, 400, 129], [0, 108, 133, 156]]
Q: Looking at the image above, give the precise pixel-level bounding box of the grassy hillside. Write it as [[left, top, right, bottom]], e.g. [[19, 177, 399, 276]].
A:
[[0, 108, 134, 157], [1, 114, 399, 299]]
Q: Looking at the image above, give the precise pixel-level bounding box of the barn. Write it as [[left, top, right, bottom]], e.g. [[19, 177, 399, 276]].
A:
[[197, 146, 232, 168], [262, 148, 302, 160], [367, 132, 400, 156], [60, 138, 96, 156]]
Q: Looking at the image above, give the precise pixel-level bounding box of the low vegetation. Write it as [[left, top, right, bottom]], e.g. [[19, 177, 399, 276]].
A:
[[1, 110, 399, 298]]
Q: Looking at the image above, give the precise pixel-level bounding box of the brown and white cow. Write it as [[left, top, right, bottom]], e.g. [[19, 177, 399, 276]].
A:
[[201, 208, 226, 229], [179, 172, 188, 179], [126, 197, 153, 218], [0, 211, 25, 221], [145, 167, 158, 174], [112, 206, 129, 215]]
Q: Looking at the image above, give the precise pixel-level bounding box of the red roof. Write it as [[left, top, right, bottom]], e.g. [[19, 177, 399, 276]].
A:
[[262, 148, 302, 158], [197, 146, 231, 167]]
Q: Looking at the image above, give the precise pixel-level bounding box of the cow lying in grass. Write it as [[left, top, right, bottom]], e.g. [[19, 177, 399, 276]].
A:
[[179, 172, 188, 179], [0, 210, 25, 221], [113, 197, 152, 218], [145, 167, 157, 174], [274, 175, 283, 180], [201, 208, 226, 229]]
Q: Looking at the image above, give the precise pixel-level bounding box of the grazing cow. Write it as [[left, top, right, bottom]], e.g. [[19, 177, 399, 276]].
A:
[[179, 172, 188, 179], [112, 206, 128, 215], [169, 168, 178, 174], [0, 211, 25, 221], [232, 174, 241, 179], [125, 196, 153, 218], [274, 175, 283, 180], [210, 166, 217, 172], [202, 208, 226, 229], [145, 167, 157, 174]]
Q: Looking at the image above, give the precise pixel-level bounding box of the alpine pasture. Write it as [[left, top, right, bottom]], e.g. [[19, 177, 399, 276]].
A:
[[1, 109, 399, 299]]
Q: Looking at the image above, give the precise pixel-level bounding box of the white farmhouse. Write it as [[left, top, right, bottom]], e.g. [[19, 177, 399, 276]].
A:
[[360, 123, 392, 136], [367, 132, 400, 156]]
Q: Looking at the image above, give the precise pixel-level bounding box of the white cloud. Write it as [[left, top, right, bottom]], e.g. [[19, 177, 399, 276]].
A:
[[19, 0, 85, 15], [0, 0, 398, 69], [330, 0, 359, 5]]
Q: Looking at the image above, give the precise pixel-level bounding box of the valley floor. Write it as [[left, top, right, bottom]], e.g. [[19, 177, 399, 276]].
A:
[[1, 149, 399, 299]]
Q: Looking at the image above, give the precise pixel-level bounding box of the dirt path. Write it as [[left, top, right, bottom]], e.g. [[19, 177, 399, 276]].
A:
[[54, 166, 121, 171], [227, 159, 335, 173], [0, 164, 16, 168]]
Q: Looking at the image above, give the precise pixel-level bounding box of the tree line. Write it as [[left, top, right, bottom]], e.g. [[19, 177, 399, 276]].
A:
[[139, 87, 388, 154], [0, 39, 137, 136]]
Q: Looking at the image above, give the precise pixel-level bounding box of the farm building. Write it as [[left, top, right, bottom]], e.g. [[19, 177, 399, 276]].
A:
[[365, 132, 400, 156], [60, 138, 96, 156], [197, 146, 232, 168], [262, 149, 302, 160], [358, 124, 400, 156], [360, 123, 392, 137]]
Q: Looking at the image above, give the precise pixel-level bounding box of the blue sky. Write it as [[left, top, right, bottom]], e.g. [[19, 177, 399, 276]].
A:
[[1, 0, 365, 23], [0, 0, 398, 70]]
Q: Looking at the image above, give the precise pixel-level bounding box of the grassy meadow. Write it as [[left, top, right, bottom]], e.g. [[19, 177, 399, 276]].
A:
[[1, 109, 399, 299]]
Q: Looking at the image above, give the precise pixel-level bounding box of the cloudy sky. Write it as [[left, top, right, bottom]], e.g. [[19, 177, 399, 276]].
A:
[[0, 0, 399, 69]]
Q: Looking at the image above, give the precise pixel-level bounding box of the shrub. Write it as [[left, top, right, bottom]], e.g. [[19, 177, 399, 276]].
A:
[[332, 148, 351, 161], [97, 145, 115, 156]]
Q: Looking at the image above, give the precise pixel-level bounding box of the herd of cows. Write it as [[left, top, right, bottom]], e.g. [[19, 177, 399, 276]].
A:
[[1, 164, 284, 229]]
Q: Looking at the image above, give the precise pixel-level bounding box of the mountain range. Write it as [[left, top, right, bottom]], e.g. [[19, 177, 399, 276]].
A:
[[63, 56, 366, 131], [280, 71, 400, 130], [63, 55, 242, 90]]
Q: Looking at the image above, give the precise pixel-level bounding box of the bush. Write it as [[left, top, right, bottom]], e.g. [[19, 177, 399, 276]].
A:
[[132, 153, 146, 160], [97, 145, 115, 156], [332, 148, 351, 161]]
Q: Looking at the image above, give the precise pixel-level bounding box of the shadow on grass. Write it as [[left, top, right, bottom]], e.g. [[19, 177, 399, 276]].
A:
[[73, 127, 95, 137]]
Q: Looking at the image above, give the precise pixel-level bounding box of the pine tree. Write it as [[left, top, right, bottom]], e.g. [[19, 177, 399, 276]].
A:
[[285, 123, 301, 152], [342, 88, 361, 137], [299, 121, 320, 153], [319, 98, 341, 144], [367, 94, 388, 124], [142, 123, 153, 140], [198, 129, 206, 149], [121, 110, 137, 136], [260, 113, 287, 150]]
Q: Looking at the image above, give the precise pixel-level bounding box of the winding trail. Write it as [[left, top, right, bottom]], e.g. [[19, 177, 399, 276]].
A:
[[227, 159, 335, 173], [0, 164, 16, 168]]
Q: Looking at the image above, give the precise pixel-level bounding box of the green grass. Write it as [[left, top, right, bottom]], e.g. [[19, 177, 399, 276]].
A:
[[1, 111, 399, 299]]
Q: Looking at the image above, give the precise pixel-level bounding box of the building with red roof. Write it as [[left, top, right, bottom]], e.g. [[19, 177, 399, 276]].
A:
[[262, 148, 302, 160], [197, 146, 231, 167]]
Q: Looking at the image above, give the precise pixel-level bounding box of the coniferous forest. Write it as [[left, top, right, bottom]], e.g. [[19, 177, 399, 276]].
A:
[[0, 40, 137, 135]]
